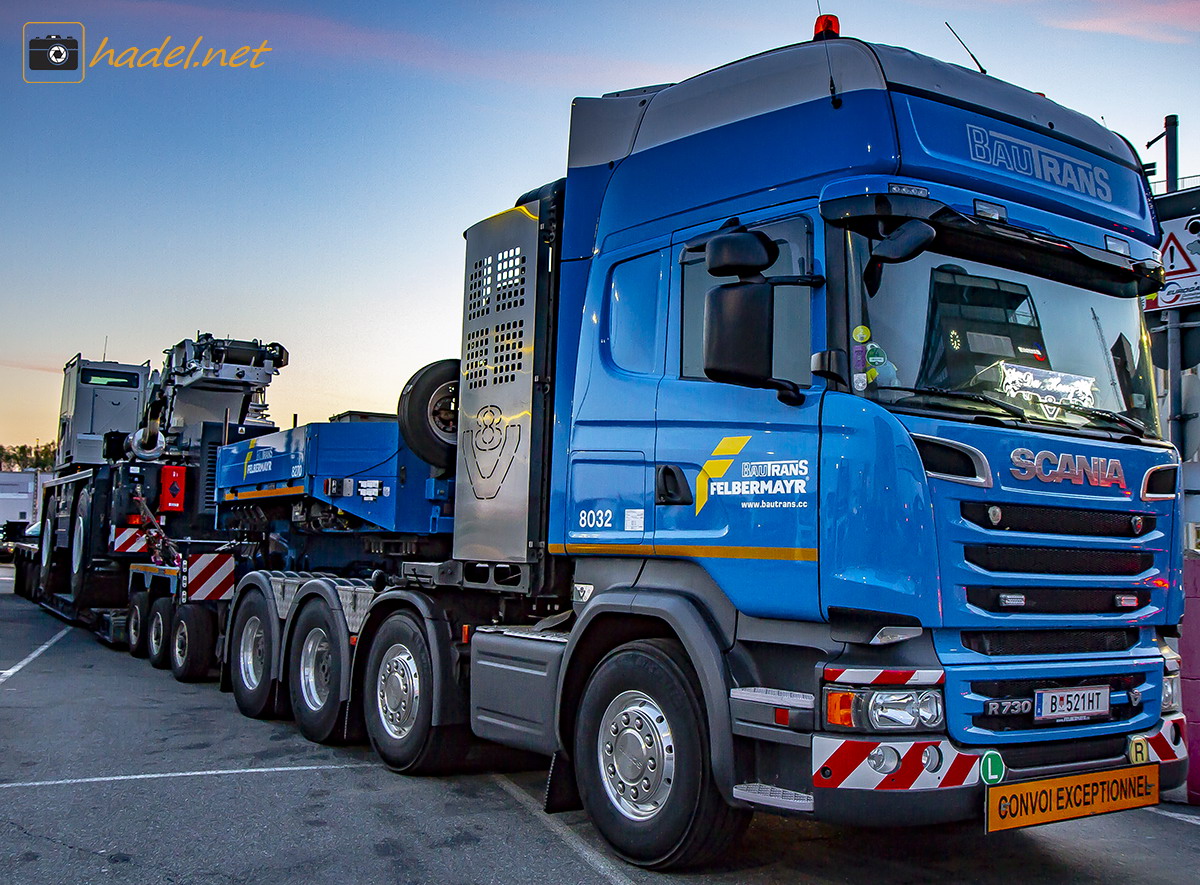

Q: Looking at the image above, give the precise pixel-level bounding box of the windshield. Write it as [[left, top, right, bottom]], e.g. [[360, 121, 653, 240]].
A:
[[847, 232, 1161, 438]]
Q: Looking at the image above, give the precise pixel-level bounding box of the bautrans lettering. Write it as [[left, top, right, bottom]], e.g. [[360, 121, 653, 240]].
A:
[[1009, 448, 1126, 489], [742, 459, 809, 478], [967, 124, 1112, 203]]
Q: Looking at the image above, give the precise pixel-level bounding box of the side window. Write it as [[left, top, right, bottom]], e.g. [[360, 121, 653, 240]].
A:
[[605, 252, 664, 375], [680, 217, 813, 385]]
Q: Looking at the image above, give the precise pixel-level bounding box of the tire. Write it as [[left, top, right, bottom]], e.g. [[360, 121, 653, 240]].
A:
[[127, 591, 150, 658], [68, 488, 92, 600], [574, 639, 751, 870], [362, 612, 469, 773], [288, 600, 345, 744], [231, 590, 280, 719], [38, 513, 57, 599], [398, 359, 460, 471], [147, 597, 174, 670], [171, 604, 215, 682]]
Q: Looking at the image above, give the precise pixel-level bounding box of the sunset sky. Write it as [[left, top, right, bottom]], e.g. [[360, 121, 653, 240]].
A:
[[2, 0, 1197, 444]]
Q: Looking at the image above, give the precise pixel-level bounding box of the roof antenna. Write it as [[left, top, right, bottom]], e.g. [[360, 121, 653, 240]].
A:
[[102, 335, 108, 361], [945, 22, 986, 75], [815, 2, 842, 108]]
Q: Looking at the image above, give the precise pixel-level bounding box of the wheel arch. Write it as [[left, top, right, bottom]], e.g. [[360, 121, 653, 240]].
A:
[[556, 591, 736, 802], [351, 589, 467, 728]]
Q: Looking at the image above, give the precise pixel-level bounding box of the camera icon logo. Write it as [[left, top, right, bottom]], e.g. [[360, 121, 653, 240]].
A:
[[23, 22, 85, 83]]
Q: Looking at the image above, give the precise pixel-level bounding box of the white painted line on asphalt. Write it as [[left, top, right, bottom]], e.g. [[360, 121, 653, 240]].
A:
[[0, 627, 70, 686], [491, 774, 636, 885], [1146, 806, 1200, 827], [0, 762, 376, 789]]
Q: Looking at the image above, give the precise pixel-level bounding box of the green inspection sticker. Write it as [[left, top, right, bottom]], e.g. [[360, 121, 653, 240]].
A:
[[980, 750, 1006, 786], [865, 343, 887, 367]]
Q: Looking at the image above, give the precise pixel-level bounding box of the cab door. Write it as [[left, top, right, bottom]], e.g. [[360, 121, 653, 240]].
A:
[[653, 212, 825, 621], [565, 245, 668, 552]]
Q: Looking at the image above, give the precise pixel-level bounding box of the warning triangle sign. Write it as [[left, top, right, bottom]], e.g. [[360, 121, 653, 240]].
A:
[[1163, 231, 1197, 278]]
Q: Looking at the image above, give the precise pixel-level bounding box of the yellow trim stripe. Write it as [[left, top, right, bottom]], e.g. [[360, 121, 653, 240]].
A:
[[549, 542, 817, 562], [223, 485, 305, 501]]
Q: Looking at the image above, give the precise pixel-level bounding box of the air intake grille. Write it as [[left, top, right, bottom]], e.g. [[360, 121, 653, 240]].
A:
[[494, 247, 526, 312], [464, 329, 489, 390], [467, 255, 493, 320], [998, 736, 1128, 769], [964, 545, 1153, 575], [966, 586, 1151, 615], [200, 445, 219, 514], [492, 320, 525, 386], [961, 629, 1138, 656], [961, 502, 1154, 538]]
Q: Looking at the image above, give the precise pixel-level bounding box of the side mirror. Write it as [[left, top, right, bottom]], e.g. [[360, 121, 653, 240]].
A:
[[703, 282, 775, 388], [706, 230, 779, 278], [863, 219, 936, 296]]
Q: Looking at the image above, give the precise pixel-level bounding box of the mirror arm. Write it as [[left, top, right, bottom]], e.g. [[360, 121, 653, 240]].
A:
[[774, 381, 806, 406], [765, 273, 825, 288]]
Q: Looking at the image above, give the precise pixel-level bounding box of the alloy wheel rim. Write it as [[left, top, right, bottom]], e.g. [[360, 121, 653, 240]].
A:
[[239, 615, 265, 691], [377, 643, 420, 740], [150, 611, 164, 656], [597, 689, 675, 821], [299, 626, 332, 712], [174, 620, 189, 668]]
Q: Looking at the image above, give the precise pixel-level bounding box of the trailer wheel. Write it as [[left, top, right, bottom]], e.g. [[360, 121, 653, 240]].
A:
[[68, 488, 92, 600], [171, 605, 215, 682], [127, 591, 150, 658], [288, 601, 344, 743], [232, 590, 279, 719], [362, 612, 468, 773], [147, 597, 174, 669], [573, 639, 750, 870], [398, 359, 460, 471]]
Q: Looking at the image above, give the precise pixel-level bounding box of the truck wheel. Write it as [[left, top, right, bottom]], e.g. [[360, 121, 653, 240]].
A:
[[147, 597, 174, 669], [362, 612, 468, 773], [127, 591, 150, 658], [574, 639, 750, 870], [171, 605, 215, 682], [232, 591, 280, 719], [68, 488, 92, 600], [288, 601, 344, 743], [398, 359, 459, 471], [37, 513, 57, 599]]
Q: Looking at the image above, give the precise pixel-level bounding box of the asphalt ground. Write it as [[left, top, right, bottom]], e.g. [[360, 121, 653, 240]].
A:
[[2, 564, 1199, 885]]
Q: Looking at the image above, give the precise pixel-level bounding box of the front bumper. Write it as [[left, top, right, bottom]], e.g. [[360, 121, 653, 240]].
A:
[[800, 714, 1187, 827]]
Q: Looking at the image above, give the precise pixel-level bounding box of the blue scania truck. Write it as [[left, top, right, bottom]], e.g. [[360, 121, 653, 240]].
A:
[[213, 20, 1187, 868]]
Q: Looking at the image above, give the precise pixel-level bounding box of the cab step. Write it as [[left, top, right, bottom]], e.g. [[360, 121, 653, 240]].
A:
[[733, 782, 814, 812]]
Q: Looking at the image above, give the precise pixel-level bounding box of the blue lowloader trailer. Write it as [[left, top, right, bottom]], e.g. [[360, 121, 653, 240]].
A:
[[214, 19, 1187, 869]]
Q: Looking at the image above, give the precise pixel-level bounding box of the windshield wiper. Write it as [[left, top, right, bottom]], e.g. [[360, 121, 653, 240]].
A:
[[874, 386, 1028, 420], [1042, 400, 1150, 438]]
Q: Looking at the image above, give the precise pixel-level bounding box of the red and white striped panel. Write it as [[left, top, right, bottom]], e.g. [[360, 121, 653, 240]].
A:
[[185, 553, 236, 602], [812, 736, 980, 791], [1145, 715, 1188, 763], [110, 527, 147, 554], [823, 667, 946, 686]]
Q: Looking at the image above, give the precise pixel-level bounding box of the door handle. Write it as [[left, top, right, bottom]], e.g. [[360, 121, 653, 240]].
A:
[[655, 464, 694, 506]]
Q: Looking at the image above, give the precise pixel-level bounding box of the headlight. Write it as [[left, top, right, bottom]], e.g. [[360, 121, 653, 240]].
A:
[[824, 686, 945, 732], [1163, 673, 1182, 713]]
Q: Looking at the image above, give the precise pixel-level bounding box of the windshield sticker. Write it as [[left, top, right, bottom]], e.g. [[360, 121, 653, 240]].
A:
[[865, 343, 887, 367], [853, 373, 868, 391], [852, 325, 871, 343], [995, 362, 1096, 418], [853, 345, 867, 371]]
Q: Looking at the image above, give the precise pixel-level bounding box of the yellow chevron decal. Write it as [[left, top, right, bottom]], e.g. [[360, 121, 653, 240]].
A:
[[696, 435, 751, 514]]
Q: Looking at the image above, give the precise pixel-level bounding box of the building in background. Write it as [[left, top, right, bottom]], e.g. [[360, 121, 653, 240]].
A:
[[0, 471, 37, 525]]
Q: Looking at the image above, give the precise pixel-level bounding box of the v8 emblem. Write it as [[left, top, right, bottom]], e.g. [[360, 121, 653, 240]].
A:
[[462, 404, 521, 500]]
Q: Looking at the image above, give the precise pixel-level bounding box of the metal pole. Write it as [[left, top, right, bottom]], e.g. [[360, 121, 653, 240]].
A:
[[1165, 114, 1179, 193], [1168, 309, 1184, 451]]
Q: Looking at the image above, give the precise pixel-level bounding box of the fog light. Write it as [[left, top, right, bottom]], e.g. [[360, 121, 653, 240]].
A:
[[867, 745, 901, 774], [922, 745, 943, 772]]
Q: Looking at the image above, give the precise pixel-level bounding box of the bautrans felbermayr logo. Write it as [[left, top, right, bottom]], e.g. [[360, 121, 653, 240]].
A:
[[966, 124, 1113, 203], [695, 435, 811, 514]]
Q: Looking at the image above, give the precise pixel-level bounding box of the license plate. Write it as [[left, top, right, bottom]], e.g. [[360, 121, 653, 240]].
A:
[[1034, 685, 1109, 722], [986, 764, 1158, 833]]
